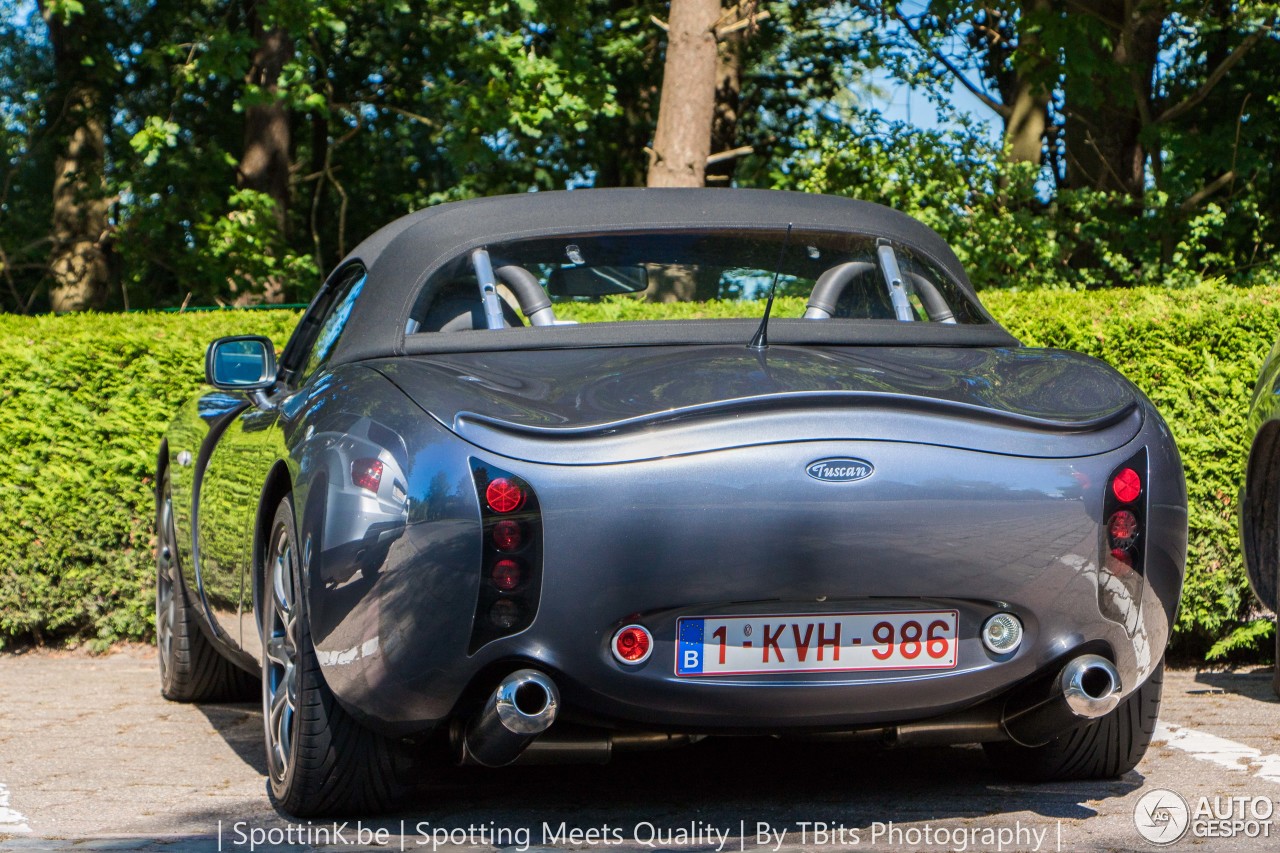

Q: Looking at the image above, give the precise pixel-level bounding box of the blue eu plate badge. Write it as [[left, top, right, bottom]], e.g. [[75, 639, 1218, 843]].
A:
[[677, 618, 705, 674]]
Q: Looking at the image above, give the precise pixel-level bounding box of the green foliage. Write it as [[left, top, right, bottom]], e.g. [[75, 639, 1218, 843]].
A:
[[0, 310, 297, 650], [1206, 618, 1274, 662], [1, 286, 1278, 658], [782, 110, 1280, 290]]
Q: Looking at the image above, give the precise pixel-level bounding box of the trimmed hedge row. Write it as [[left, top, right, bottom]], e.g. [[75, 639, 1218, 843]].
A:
[[0, 311, 299, 650], [0, 285, 1276, 656]]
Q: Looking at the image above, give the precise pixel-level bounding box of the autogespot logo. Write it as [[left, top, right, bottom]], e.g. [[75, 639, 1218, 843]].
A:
[[806, 458, 874, 483], [1135, 789, 1191, 845]]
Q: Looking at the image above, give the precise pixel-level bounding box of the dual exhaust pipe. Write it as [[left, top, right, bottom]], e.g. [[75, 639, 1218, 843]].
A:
[[458, 654, 1123, 765]]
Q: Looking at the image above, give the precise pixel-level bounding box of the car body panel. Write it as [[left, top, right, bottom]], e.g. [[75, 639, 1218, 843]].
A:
[[371, 345, 1142, 464], [294, 371, 1183, 734], [158, 188, 1187, 750]]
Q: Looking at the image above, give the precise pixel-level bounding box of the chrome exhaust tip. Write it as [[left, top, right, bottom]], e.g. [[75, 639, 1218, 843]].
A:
[[1002, 653, 1124, 747], [461, 669, 559, 767], [1060, 654, 1121, 718]]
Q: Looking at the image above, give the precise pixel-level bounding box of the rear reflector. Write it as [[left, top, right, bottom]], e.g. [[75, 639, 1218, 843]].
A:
[[1111, 467, 1142, 503], [485, 478, 526, 513]]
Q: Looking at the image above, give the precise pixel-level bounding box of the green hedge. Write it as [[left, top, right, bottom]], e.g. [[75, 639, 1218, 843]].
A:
[[0, 311, 299, 650], [0, 286, 1276, 657]]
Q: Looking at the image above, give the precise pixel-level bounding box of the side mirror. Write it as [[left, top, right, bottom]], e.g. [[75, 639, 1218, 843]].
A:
[[205, 336, 277, 390]]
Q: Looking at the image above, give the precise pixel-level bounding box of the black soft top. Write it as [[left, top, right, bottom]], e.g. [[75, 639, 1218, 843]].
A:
[[328, 188, 1009, 365]]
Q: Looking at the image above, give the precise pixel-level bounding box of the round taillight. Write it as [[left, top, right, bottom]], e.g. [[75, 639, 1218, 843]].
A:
[[981, 613, 1023, 654], [492, 558, 523, 591], [492, 519, 523, 552], [611, 624, 653, 664], [485, 478, 526, 514], [1108, 510, 1139, 547], [1110, 547, 1134, 569], [489, 599, 520, 629], [1111, 468, 1142, 503]]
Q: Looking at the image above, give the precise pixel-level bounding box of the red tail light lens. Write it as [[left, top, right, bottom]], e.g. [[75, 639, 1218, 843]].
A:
[[485, 478, 526, 513], [1108, 510, 1139, 547], [492, 519, 523, 552], [612, 625, 653, 664], [491, 559, 523, 591], [471, 462, 542, 652], [1110, 547, 1134, 568], [351, 458, 383, 492], [1111, 468, 1142, 503]]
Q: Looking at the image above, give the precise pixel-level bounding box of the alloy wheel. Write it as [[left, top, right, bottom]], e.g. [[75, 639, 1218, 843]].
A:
[[155, 484, 177, 683], [264, 520, 300, 784]]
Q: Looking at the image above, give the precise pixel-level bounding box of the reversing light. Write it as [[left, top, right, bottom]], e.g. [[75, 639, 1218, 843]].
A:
[[489, 599, 520, 629], [491, 559, 523, 591], [981, 613, 1023, 654], [485, 478, 526, 513], [612, 624, 653, 664], [492, 519, 523, 552], [351, 458, 383, 493], [1111, 468, 1142, 503]]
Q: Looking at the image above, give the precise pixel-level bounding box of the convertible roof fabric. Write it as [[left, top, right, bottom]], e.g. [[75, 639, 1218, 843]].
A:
[[329, 188, 1006, 364]]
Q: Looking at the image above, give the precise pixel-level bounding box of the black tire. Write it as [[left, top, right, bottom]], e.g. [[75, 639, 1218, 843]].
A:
[[1273, 625, 1280, 699], [156, 467, 257, 702], [261, 496, 408, 817], [983, 660, 1164, 782]]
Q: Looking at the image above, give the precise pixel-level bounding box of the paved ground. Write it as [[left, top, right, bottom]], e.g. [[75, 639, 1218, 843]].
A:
[[1, 646, 1279, 851]]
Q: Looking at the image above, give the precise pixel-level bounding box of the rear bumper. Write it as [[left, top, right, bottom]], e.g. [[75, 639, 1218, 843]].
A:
[[307, 405, 1186, 738]]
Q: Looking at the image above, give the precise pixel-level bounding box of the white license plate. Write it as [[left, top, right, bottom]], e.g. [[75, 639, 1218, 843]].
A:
[[675, 610, 959, 676]]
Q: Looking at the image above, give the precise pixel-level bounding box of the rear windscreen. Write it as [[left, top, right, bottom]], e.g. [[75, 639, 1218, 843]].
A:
[[406, 228, 988, 333]]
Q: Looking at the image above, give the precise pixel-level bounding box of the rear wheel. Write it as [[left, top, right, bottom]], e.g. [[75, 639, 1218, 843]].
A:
[[983, 660, 1163, 782], [156, 467, 256, 702], [262, 496, 408, 817]]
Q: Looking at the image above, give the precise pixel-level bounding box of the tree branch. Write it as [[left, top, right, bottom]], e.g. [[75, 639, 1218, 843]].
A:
[[1179, 170, 1237, 213], [890, 7, 1010, 118], [1156, 22, 1272, 125], [716, 9, 770, 39], [706, 144, 753, 165]]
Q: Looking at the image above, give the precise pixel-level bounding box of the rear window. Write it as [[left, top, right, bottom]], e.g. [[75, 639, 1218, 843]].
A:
[[406, 229, 987, 334]]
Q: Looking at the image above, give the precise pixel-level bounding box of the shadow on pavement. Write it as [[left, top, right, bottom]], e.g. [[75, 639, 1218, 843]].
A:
[[197, 701, 269, 777], [188, 718, 1143, 832], [1192, 668, 1279, 703]]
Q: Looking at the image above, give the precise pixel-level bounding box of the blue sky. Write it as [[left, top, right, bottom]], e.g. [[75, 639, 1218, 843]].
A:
[[876, 69, 1002, 143]]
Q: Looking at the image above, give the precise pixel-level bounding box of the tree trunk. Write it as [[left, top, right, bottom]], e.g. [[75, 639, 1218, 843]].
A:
[[647, 0, 721, 187], [238, 0, 293, 233], [706, 2, 746, 185], [974, 2, 1051, 166], [1004, 0, 1051, 165], [1004, 82, 1049, 164], [42, 3, 111, 313], [1062, 0, 1165, 197]]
